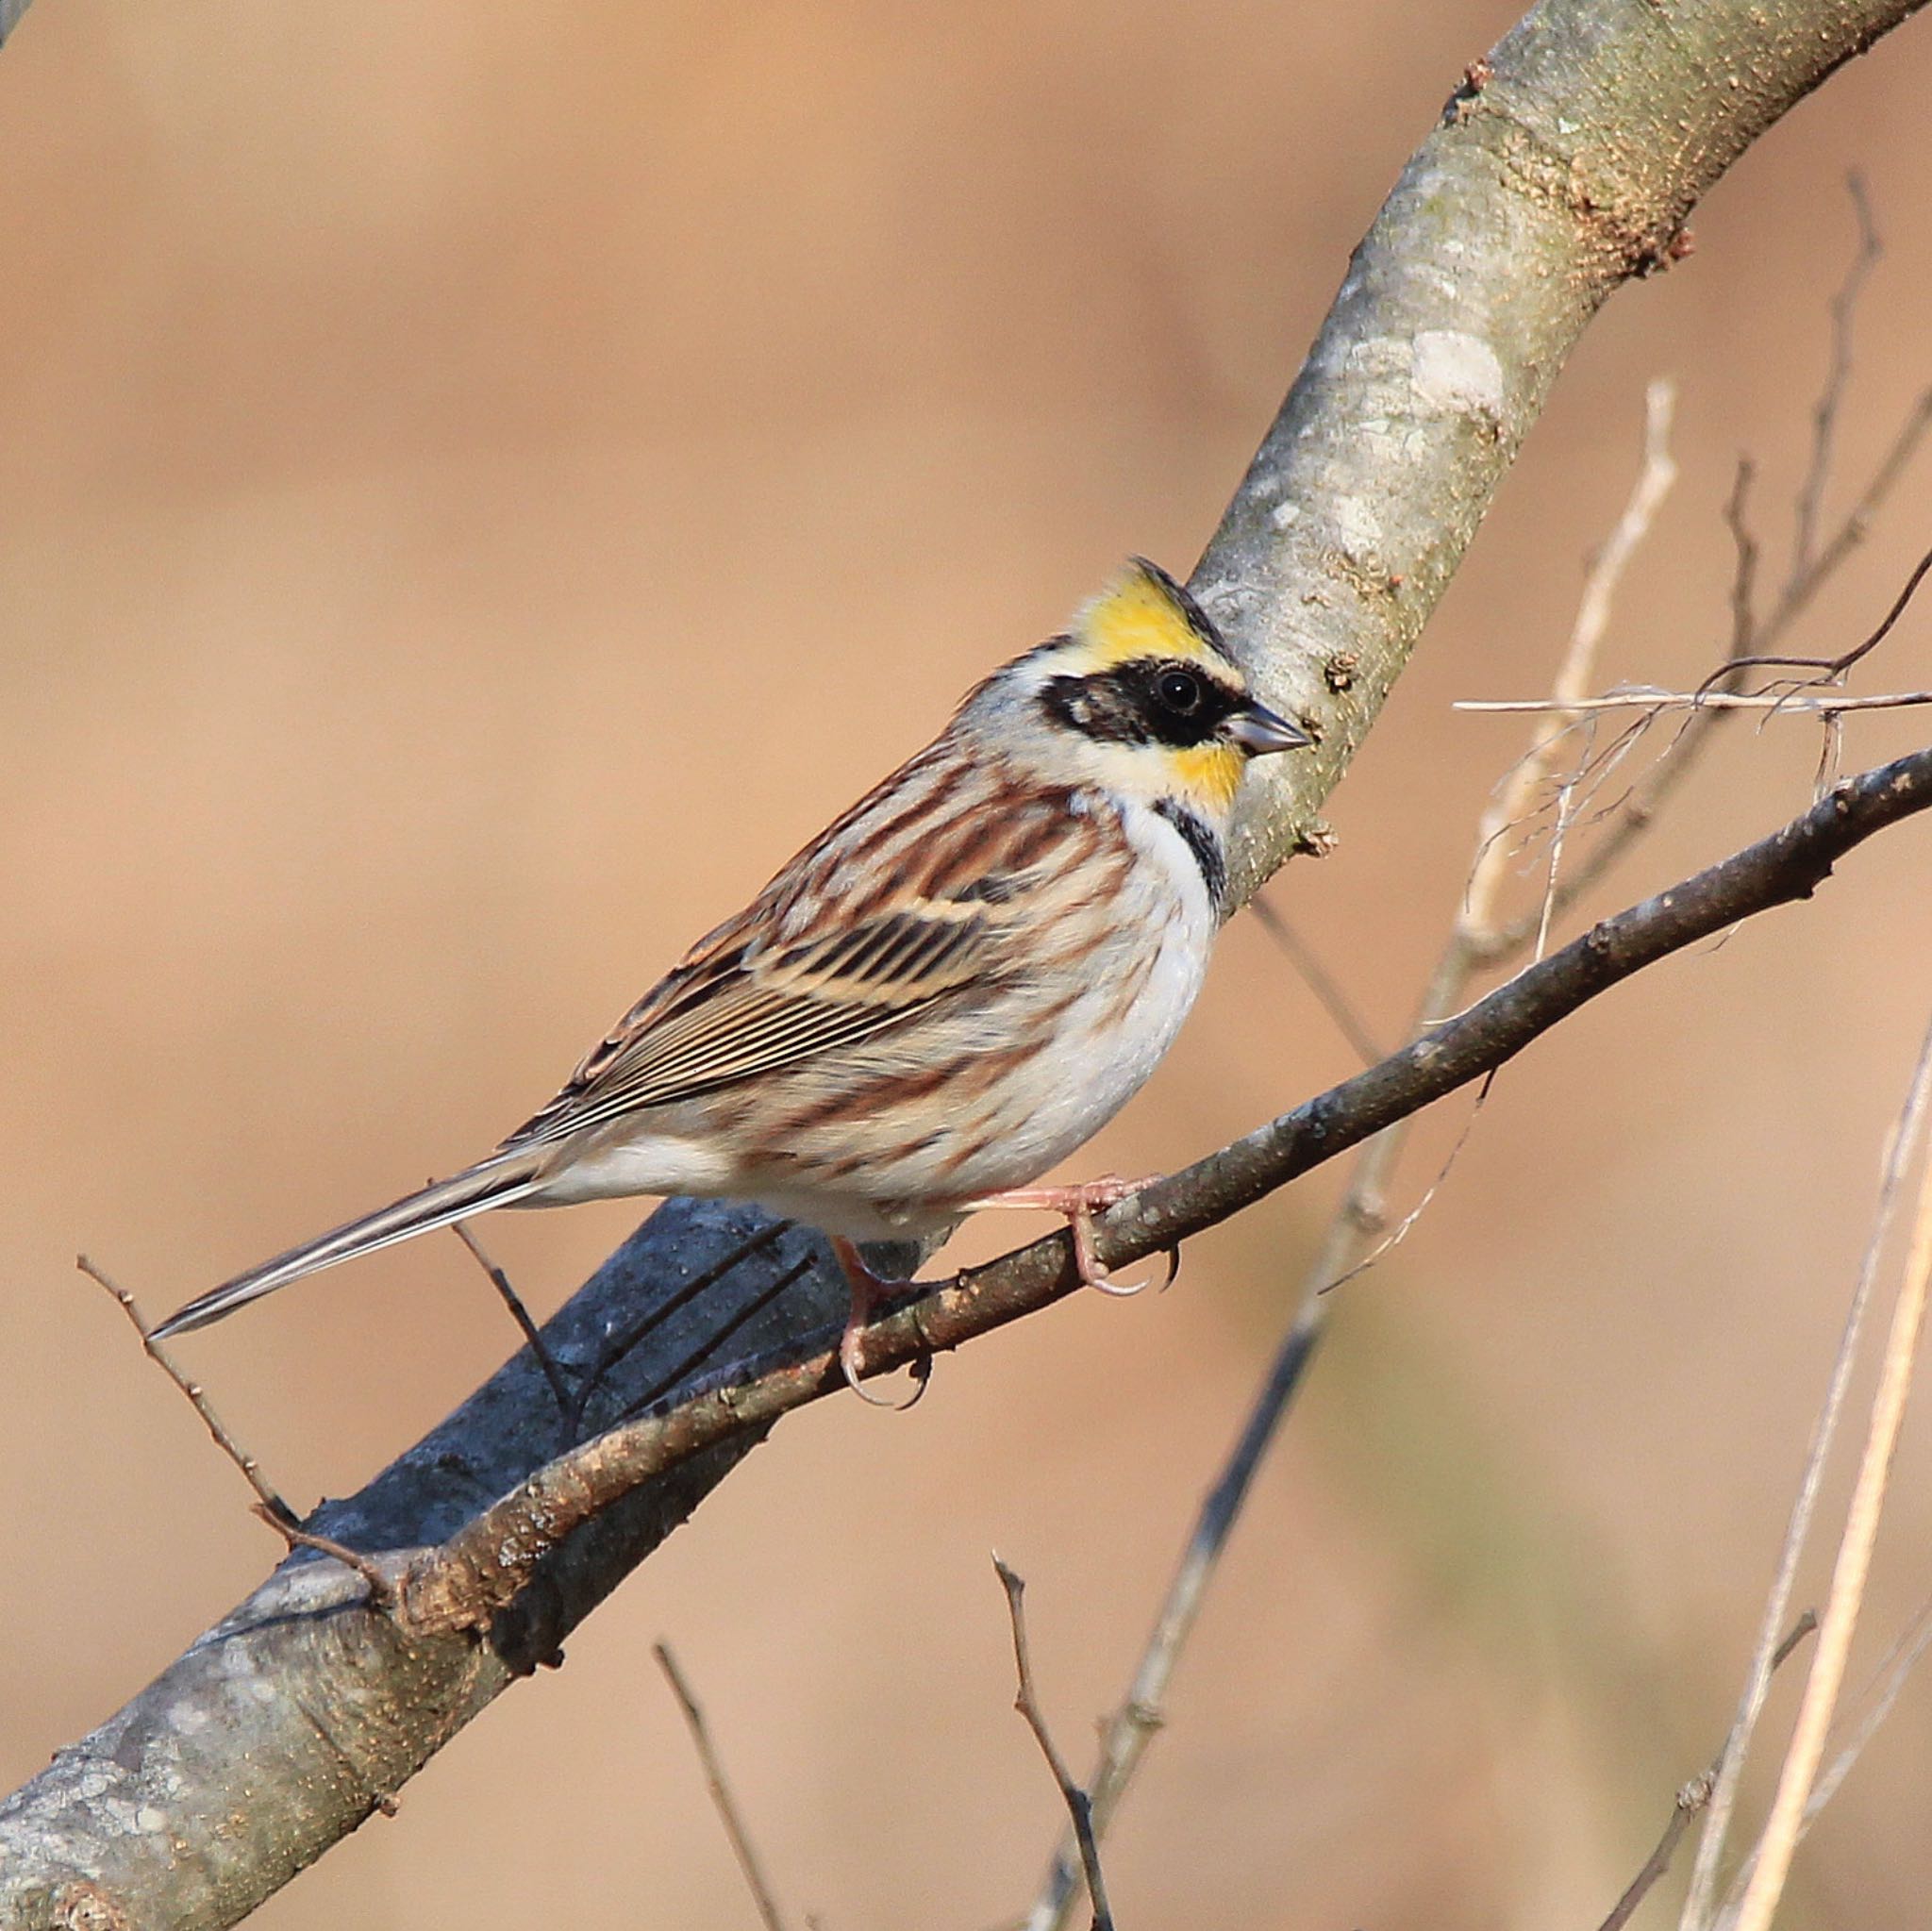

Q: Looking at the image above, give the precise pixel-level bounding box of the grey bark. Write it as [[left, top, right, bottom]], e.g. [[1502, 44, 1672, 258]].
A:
[[3, 1, 1926, 1924]]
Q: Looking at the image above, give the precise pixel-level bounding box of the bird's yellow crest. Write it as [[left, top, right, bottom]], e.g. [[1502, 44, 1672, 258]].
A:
[[1068, 557, 1232, 675]]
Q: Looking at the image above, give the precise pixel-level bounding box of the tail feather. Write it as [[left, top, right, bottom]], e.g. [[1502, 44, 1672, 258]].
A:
[[152, 1151, 547, 1339]]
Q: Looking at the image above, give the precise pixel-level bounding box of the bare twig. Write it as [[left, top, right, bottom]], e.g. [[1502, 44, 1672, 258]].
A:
[[1597, 1613, 1816, 1931], [1725, 458, 1761, 661], [1459, 686, 1932, 718], [252, 1504, 395, 1609], [654, 1642, 791, 1931], [1471, 229, 1932, 969], [1790, 174, 1880, 586], [1798, 1590, 1932, 1829], [1711, 539, 1932, 698], [451, 1220, 575, 1424], [1682, 1595, 1932, 1914], [1526, 380, 1680, 956], [1249, 893, 1386, 1064], [1466, 379, 1679, 950], [1606, 1775, 1719, 1931], [994, 1559, 1113, 1931], [1468, 522, 1932, 729], [77, 1255, 296, 1527], [1677, 1014, 1932, 1930], [1316, 1076, 1494, 1296], [1724, 1025, 1932, 1931]]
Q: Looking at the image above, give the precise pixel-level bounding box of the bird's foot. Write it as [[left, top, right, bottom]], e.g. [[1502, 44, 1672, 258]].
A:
[[969, 1174, 1175, 1297], [829, 1236, 927, 1409]]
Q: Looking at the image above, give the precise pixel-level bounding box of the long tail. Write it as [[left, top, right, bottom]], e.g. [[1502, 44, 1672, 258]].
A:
[[151, 1149, 548, 1339]]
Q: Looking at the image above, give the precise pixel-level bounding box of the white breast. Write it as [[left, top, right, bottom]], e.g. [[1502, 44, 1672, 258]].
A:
[[968, 793, 1219, 1184]]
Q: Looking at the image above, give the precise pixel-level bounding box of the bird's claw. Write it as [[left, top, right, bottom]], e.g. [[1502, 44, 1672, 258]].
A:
[[832, 1236, 928, 1410]]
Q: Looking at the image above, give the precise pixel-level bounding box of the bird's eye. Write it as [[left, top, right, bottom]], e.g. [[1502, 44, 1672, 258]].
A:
[[1155, 668, 1203, 715]]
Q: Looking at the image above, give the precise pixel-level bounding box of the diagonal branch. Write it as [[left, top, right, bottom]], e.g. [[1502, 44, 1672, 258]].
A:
[[384, 743, 1932, 1642], [1678, 1015, 1932, 1928], [1725, 1037, 1932, 1931], [994, 1560, 1115, 1931]]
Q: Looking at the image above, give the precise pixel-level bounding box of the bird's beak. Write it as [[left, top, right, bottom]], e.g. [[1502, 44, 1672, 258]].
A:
[[1227, 700, 1313, 756]]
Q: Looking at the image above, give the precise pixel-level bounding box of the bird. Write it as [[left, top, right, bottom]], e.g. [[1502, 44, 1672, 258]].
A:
[[153, 558, 1311, 1387]]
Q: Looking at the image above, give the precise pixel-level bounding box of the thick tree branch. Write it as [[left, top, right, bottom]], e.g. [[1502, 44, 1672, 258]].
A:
[[4, 1, 1927, 1923], [1195, 0, 1928, 901]]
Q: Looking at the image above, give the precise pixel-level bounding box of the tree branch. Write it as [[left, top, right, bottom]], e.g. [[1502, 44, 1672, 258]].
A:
[[1191, 0, 1928, 904], [375, 746, 1932, 1644], [4, 0, 1927, 1923]]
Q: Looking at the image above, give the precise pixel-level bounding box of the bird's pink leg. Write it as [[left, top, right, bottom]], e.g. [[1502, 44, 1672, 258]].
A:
[[829, 1236, 922, 1407], [965, 1174, 1168, 1296]]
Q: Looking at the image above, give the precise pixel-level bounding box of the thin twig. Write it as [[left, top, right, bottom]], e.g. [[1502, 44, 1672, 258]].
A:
[[1596, 1613, 1816, 1931], [1317, 1075, 1494, 1296], [1765, 390, 1932, 656], [654, 1641, 791, 1931], [1458, 686, 1932, 718], [253, 1503, 395, 1606], [994, 1558, 1113, 1931], [1249, 893, 1386, 1064], [1725, 1013, 1932, 1931], [1675, 1593, 1932, 1914], [451, 1220, 575, 1423], [1677, 1013, 1932, 1930], [1790, 173, 1879, 586], [1701, 539, 1932, 698], [1474, 265, 1932, 969], [1605, 1775, 1717, 1931], [1725, 458, 1760, 661], [1465, 378, 1679, 953], [77, 1255, 296, 1526], [1469, 523, 1932, 726], [1797, 1590, 1932, 1830]]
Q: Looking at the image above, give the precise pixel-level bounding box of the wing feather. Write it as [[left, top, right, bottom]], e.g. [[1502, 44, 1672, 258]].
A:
[[504, 900, 1002, 1144], [502, 758, 1108, 1151]]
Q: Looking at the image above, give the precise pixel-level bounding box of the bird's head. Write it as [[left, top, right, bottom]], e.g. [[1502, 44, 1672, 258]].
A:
[[963, 557, 1311, 825]]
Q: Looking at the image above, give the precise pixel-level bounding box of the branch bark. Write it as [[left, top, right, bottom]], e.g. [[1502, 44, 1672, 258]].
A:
[[4, 1, 1927, 1923]]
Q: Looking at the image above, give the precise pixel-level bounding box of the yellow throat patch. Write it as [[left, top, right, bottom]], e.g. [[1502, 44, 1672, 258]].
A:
[[1164, 739, 1246, 812]]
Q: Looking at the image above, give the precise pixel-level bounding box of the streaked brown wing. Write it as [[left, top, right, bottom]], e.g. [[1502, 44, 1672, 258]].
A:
[[502, 896, 1002, 1146], [502, 740, 1112, 1151]]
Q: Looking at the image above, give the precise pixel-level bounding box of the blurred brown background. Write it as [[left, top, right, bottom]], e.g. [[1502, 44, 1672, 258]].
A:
[[5, 3, 1932, 1924]]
